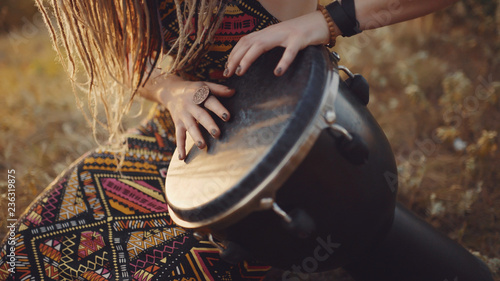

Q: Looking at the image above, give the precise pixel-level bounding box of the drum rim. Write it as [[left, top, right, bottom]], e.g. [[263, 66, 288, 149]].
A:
[[166, 46, 339, 228]]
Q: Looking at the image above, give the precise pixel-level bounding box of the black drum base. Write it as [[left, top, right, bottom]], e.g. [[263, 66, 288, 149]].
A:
[[166, 46, 494, 280], [344, 203, 494, 281]]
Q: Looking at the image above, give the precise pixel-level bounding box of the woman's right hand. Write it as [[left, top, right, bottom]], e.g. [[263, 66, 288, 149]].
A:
[[140, 74, 234, 160]]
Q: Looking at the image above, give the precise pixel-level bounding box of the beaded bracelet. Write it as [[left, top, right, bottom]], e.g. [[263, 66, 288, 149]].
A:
[[318, 4, 338, 48]]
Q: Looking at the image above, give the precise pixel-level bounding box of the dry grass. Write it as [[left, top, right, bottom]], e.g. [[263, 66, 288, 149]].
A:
[[0, 30, 95, 230], [0, 28, 147, 231], [334, 6, 500, 278], [0, 1, 499, 280]]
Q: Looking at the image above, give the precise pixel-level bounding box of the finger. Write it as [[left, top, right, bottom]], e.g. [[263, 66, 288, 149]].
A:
[[225, 35, 253, 77], [234, 43, 270, 76], [204, 95, 231, 122], [274, 45, 300, 76], [183, 115, 206, 149], [175, 123, 187, 160], [189, 105, 221, 138], [204, 82, 235, 98]]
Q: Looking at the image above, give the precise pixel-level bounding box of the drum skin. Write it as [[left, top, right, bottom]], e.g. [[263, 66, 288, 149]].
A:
[[166, 46, 397, 271], [221, 57, 397, 270]]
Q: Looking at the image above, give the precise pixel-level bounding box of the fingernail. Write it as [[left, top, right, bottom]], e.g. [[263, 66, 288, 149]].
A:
[[178, 153, 183, 160], [275, 67, 282, 76], [197, 141, 204, 148], [211, 129, 218, 137], [236, 65, 241, 75], [223, 68, 229, 77], [222, 113, 228, 121], [225, 62, 228, 68]]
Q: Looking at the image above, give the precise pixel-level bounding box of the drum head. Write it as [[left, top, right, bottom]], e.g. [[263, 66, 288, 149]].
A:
[[165, 46, 335, 228]]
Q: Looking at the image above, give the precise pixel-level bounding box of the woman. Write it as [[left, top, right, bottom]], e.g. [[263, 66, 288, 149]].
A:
[[0, 0, 482, 280]]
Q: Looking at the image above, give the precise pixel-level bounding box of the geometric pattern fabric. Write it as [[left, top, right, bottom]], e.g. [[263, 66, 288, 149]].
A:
[[1, 0, 278, 279], [0, 108, 271, 280], [159, 0, 279, 81]]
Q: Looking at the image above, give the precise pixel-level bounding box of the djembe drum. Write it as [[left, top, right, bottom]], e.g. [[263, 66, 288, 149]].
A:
[[165, 46, 396, 271], [165, 46, 494, 280]]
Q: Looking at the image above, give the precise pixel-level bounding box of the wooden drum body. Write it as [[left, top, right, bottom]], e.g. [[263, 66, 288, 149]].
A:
[[165, 46, 397, 271]]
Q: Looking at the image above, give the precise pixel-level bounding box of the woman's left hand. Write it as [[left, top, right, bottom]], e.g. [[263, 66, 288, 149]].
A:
[[224, 10, 331, 77]]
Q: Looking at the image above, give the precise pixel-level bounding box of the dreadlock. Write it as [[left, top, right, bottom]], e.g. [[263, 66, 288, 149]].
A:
[[35, 0, 227, 153]]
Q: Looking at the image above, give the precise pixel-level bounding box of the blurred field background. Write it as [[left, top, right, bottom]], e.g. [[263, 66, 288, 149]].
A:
[[1, 0, 499, 279]]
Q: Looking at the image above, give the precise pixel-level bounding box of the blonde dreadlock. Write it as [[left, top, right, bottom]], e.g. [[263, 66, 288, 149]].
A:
[[35, 0, 227, 152]]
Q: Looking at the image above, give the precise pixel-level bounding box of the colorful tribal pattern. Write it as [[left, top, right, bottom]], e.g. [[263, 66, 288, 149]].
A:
[[1, 2, 278, 279], [159, 0, 279, 81], [0, 107, 271, 280]]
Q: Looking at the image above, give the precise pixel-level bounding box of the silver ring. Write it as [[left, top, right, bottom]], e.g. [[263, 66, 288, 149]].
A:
[[193, 86, 210, 105]]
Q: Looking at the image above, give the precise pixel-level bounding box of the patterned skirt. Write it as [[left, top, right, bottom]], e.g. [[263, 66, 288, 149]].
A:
[[0, 107, 271, 281]]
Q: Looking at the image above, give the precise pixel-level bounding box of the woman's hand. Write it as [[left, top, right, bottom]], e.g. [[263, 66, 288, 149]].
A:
[[224, 10, 331, 77], [140, 74, 234, 160]]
